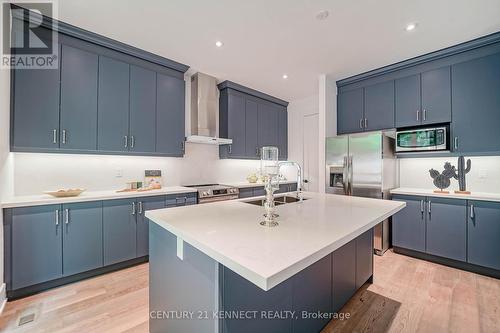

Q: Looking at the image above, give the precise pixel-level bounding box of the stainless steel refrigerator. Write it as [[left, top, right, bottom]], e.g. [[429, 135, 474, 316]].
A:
[[325, 131, 397, 255]]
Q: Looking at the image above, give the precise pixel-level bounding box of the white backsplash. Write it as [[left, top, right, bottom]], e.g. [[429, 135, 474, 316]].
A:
[[399, 156, 500, 193], [11, 143, 297, 196]]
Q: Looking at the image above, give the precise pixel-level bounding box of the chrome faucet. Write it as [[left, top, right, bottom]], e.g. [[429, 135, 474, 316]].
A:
[[278, 161, 303, 201]]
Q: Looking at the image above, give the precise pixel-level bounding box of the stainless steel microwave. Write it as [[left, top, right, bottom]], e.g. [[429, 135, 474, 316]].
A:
[[395, 126, 449, 152]]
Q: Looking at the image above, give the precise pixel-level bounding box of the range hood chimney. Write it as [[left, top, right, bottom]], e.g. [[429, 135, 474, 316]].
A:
[[186, 72, 232, 145]]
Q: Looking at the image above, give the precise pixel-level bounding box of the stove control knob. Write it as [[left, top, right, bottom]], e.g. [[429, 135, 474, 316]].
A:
[[202, 191, 209, 197]]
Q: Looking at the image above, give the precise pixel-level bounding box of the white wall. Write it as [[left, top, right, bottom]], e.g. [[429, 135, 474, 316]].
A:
[[399, 156, 500, 193]]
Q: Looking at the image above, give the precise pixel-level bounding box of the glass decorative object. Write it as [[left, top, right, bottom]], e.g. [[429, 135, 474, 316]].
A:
[[260, 146, 279, 227]]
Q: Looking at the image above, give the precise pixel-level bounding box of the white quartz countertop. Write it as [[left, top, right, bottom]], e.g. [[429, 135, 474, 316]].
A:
[[146, 192, 405, 291], [223, 180, 297, 188], [1, 186, 197, 209], [391, 188, 500, 202]]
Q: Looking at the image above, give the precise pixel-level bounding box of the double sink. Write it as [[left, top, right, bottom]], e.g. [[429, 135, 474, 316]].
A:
[[244, 195, 307, 207]]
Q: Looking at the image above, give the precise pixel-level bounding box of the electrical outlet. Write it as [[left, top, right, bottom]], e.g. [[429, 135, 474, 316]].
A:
[[115, 169, 123, 178]]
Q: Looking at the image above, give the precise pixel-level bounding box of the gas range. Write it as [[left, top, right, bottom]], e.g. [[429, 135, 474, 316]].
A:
[[184, 184, 239, 204]]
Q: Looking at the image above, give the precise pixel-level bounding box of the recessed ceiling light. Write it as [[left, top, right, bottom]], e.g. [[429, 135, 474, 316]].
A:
[[215, 41, 223, 47], [405, 23, 417, 31], [282, 74, 288, 79], [316, 10, 329, 20]]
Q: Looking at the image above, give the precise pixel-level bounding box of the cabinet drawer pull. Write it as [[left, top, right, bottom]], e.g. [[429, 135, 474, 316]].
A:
[[65, 208, 69, 224], [132, 202, 136, 215], [62, 130, 67, 144], [52, 129, 58, 144]]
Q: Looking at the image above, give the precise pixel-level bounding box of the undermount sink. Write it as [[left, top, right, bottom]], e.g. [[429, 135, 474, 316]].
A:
[[244, 195, 307, 207]]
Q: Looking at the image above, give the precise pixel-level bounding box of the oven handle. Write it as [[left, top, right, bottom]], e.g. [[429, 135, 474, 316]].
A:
[[198, 195, 239, 204]]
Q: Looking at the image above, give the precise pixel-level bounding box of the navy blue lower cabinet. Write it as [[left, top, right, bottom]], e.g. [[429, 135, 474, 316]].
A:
[[392, 195, 426, 252], [62, 202, 103, 276], [332, 239, 356, 312], [103, 199, 137, 266], [355, 229, 373, 289], [136, 196, 166, 257], [468, 200, 500, 270], [425, 198, 467, 261], [10, 205, 63, 290]]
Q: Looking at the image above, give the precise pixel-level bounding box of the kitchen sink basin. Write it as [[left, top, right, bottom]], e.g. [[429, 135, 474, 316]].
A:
[[243, 195, 307, 206]]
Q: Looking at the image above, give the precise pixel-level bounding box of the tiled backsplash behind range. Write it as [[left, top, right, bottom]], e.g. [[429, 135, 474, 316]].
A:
[[399, 156, 500, 193]]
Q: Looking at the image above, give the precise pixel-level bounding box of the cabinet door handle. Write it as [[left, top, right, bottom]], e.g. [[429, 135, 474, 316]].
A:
[[359, 119, 363, 129], [428, 200, 431, 218], [423, 109, 427, 121], [416, 110, 420, 121], [181, 141, 185, 152], [65, 208, 69, 225], [256, 147, 259, 156], [228, 145, 232, 154], [52, 129, 58, 144], [138, 201, 143, 215], [132, 202, 136, 215], [55, 209, 60, 226], [420, 200, 424, 216], [62, 130, 67, 144], [454, 137, 459, 150], [124, 135, 128, 148], [130, 135, 135, 148], [470, 204, 475, 223]]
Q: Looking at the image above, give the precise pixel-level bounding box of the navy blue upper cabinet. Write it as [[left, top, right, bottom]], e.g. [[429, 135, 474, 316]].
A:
[[60, 44, 98, 151], [62, 202, 103, 276], [337, 88, 364, 134], [395, 67, 451, 128], [10, 14, 188, 156], [467, 201, 500, 270], [392, 195, 426, 252], [11, 46, 61, 151], [257, 102, 279, 148], [129, 65, 157, 153], [156, 73, 186, 157], [452, 53, 500, 154], [245, 98, 259, 158], [97, 56, 130, 152], [218, 82, 288, 160], [220, 90, 247, 158], [10, 205, 63, 290], [425, 198, 466, 261], [421, 67, 451, 125], [363, 81, 395, 131], [395, 74, 421, 128]]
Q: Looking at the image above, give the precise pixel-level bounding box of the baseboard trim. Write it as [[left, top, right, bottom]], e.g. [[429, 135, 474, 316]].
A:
[[0, 283, 6, 314], [7, 256, 148, 300], [393, 247, 500, 279]]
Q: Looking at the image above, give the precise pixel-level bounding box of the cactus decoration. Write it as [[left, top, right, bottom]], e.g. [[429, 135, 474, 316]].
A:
[[429, 162, 456, 193], [452, 156, 471, 193]]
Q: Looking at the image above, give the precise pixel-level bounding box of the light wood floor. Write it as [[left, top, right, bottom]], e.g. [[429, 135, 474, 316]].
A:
[[0, 250, 498, 333]]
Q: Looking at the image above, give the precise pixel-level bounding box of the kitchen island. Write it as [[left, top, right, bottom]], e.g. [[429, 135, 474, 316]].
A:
[[146, 192, 405, 333]]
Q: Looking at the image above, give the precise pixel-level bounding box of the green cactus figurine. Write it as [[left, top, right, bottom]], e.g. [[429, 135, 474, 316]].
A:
[[452, 156, 471, 193]]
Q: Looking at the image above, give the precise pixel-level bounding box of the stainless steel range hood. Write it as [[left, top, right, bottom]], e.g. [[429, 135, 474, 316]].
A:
[[186, 72, 232, 145]]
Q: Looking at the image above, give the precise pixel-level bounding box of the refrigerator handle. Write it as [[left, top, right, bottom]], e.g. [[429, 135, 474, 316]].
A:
[[348, 155, 353, 195], [342, 156, 348, 195]]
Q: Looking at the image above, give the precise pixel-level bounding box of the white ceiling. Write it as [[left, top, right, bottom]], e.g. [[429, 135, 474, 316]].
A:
[[56, 0, 500, 102]]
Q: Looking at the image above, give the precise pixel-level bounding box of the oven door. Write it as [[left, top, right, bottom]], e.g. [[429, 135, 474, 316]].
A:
[[396, 127, 448, 152]]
